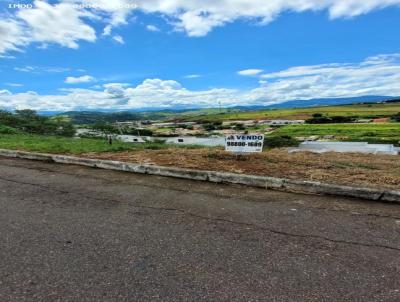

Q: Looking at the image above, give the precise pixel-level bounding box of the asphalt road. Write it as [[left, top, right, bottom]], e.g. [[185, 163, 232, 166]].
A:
[[1, 157, 400, 301]]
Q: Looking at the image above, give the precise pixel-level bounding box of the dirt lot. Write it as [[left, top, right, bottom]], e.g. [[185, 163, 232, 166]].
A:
[[80, 148, 400, 190]]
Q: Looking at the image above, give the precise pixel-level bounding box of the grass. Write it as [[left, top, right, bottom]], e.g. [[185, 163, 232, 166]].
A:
[[186, 102, 400, 122], [0, 134, 202, 154], [269, 123, 400, 145]]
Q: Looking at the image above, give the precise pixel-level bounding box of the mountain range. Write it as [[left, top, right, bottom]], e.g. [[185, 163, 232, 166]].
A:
[[41, 95, 399, 124]]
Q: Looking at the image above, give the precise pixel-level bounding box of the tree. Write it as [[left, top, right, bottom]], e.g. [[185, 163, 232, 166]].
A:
[[56, 122, 76, 137], [90, 123, 119, 135], [0, 109, 76, 136], [393, 112, 400, 122], [312, 113, 323, 118], [306, 114, 332, 124], [15, 109, 39, 120]]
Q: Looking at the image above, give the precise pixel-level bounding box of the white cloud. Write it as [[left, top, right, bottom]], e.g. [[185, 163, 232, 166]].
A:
[[4, 83, 23, 87], [14, 65, 70, 73], [14, 66, 36, 72], [0, 90, 12, 96], [172, 10, 228, 37], [1, 0, 400, 54], [112, 35, 125, 44], [0, 19, 29, 54], [17, 1, 96, 49], [248, 53, 400, 103], [0, 78, 240, 111], [1, 54, 400, 111], [146, 24, 160, 32], [0, 0, 96, 54], [103, 83, 130, 98], [135, 0, 400, 36], [80, 0, 137, 36], [0, 19, 28, 54], [102, 25, 112, 36], [103, 83, 130, 88], [238, 69, 264, 76], [65, 75, 96, 84], [184, 74, 201, 79], [44, 67, 70, 73], [0, 55, 16, 59]]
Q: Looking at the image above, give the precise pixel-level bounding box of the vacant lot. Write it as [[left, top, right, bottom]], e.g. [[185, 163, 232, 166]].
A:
[[1, 134, 399, 190], [271, 123, 400, 144], [80, 148, 400, 190]]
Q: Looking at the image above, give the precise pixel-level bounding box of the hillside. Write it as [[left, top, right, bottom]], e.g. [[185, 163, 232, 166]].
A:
[[57, 111, 171, 124], [55, 97, 400, 124], [186, 101, 400, 122], [269, 123, 400, 145]]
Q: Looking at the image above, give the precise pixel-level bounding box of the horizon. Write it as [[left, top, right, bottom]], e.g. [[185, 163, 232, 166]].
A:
[[1, 1, 400, 111]]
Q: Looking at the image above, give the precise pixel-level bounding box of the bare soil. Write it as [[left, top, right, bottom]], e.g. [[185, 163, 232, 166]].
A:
[[80, 148, 400, 190]]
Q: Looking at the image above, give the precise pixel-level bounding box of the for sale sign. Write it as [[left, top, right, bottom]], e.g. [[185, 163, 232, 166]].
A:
[[225, 134, 264, 153]]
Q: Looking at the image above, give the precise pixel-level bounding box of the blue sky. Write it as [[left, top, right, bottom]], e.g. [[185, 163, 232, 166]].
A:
[[1, 0, 400, 111]]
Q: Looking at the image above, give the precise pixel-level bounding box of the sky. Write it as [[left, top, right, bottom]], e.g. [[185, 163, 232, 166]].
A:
[[0, 0, 400, 111]]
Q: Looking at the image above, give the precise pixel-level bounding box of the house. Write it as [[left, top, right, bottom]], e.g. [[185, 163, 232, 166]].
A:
[[258, 120, 305, 126], [222, 120, 258, 127], [356, 119, 373, 123], [289, 141, 399, 155]]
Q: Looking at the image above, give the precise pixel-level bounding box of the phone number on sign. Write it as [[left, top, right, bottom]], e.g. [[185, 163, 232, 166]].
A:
[[226, 142, 263, 147]]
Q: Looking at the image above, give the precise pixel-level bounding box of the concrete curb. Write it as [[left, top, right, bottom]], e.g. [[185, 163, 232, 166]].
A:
[[0, 148, 398, 203]]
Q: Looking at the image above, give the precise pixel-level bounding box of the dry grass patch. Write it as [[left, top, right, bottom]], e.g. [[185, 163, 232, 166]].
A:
[[80, 148, 400, 190]]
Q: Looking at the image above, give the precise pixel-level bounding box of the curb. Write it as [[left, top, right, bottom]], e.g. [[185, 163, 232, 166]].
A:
[[0, 148, 399, 203]]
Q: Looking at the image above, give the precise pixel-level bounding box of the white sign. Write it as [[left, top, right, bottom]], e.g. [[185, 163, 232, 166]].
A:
[[225, 134, 264, 153]]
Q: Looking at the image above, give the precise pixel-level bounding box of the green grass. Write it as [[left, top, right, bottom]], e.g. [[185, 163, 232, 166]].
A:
[[186, 102, 400, 122], [269, 123, 400, 145], [0, 134, 202, 154]]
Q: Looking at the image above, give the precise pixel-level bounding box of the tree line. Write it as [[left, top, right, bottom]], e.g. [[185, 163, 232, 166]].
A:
[[306, 112, 400, 124], [0, 109, 76, 137]]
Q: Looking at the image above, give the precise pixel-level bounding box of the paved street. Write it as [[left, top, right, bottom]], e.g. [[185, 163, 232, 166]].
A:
[[1, 157, 400, 301]]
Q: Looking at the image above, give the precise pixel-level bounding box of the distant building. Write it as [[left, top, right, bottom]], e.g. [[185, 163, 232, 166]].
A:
[[289, 141, 399, 155], [116, 135, 225, 147], [259, 120, 305, 126], [212, 129, 237, 135], [150, 122, 176, 128], [222, 120, 257, 127], [115, 121, 142, 127], [151, 122, 197, 128], [356, 119, 373, 123]]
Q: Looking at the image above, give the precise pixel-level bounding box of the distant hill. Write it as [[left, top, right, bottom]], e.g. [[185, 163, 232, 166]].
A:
[[51, 95, 400, 124], [56, 111, 173, 125], [232, 96, 397, 110]]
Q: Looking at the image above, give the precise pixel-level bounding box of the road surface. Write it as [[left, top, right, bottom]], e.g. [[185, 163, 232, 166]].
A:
[[1, 157, 400, 301]]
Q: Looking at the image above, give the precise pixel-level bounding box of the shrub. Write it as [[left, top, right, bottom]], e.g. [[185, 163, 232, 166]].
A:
[[203, 124, 217, 131], [307, 114, 355, 124], [0, 109, 75, 136], [330, 116, 355, 123], [234, 124, 245, 131], [124, 128, 154, 136], [306, 115, 332, 124], [151, 139, 167, 144], [392, 112, 400, 122], [264, 136, 300, 149], [0, 125, 20, 134], [55, 123, 76, 137]]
